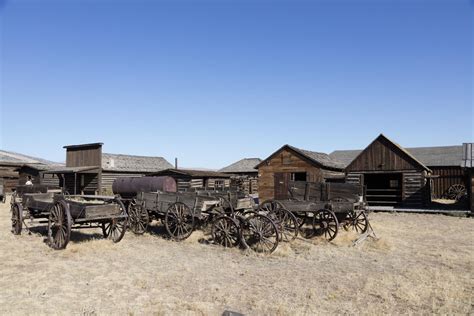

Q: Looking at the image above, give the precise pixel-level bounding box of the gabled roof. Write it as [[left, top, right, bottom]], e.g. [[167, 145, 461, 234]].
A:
[[0, 149, 59, 166], [148, 168, 231, 178], [102, 153, 173, 173], [257, 144, 345, 171], [345, 134, 431, 172], [218, 158, 261, 173], [330, 142, 464, 168]]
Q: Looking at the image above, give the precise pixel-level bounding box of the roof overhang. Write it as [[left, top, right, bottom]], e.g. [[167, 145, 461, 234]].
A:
[[43, 166, 101, 174]]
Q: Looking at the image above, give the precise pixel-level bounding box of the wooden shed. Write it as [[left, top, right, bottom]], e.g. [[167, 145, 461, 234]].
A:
[[218, 158, 261, 195], [330, 134, 432, 207], [16, 164, 61, 187], [256, 145, 345, 201], [330, 135, 469, 206], [45, 143, 173, 195], [147, 169, 231, 192]]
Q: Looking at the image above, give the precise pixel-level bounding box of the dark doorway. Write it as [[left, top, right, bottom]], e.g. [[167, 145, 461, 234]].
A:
[[274, 172, 290, 199], [364, 173, 402, 206]]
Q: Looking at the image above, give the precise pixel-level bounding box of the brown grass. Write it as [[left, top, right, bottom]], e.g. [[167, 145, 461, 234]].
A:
[[0, 195, 472, 315]]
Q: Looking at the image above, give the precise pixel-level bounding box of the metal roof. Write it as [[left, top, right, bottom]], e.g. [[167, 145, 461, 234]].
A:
[[218, 158, 261, 173]]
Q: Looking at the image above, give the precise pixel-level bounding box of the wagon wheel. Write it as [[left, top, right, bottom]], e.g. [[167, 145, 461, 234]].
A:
[[211, 215, 241, 248], [241, 214, 279, 254], [165, 202, 195, 241], [344, 211, 368, 234], [128, 200, 149, 235], [102, 200, 128, 243], [258, 200, 283, 214], [47, 201, 72, 250], [447, 184, 466, 201], [295, 213, 309, 228], [11, 203, 23, 235], [271, 208, 298, 242], [312, 209, 339, 241]]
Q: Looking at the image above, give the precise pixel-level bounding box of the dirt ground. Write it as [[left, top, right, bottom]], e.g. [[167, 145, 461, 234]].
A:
[[0, 195, 472, 315]]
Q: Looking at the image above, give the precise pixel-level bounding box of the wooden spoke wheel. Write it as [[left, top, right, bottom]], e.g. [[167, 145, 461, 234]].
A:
[[128, 200, 149, 235], [165, 202, 195, 241], [312, 209, 339, 241], [211, 216, 241, 248], [102, 200, 128, 243], [48, 201, 72, 250], [241, 214, 279, 254], [344, 211, 369, 234], [258, 200, 283, 214], [447, 184, 467, 201], [11, 203, 23, 235], [272, 208, 298, 242], [295, 213, 309, 228]]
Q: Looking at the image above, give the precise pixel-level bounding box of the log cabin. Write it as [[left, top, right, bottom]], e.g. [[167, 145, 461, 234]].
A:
[[218, 158, 261, 195], [44, 143, 173, 195], [256, 145, 345, 201], [146, 169, 231, 192]]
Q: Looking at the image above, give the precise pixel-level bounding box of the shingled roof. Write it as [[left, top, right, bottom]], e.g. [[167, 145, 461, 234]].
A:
[[218, 158, 261, 173], [0, 150, 58, 166], [102, 153, 173, 172], [257, 145, 345, 170], [330, 145, 463, 168]]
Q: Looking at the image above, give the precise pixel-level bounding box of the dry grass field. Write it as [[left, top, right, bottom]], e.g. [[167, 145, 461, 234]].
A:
[[0, 195, 472, 315]]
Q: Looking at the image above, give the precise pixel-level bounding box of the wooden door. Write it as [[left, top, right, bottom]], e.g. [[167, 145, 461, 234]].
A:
[[274, 172, 290, 199]]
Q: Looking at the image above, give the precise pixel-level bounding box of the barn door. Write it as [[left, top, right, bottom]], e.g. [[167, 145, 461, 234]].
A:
[[274, 172, 290, 199]]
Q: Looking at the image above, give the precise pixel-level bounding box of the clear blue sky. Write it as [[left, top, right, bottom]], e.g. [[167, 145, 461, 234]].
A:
[[0, 0, 472, 168]]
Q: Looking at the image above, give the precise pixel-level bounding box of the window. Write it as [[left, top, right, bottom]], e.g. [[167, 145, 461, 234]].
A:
[[214, 180, 225, 190], [291, 172, 307, 181]]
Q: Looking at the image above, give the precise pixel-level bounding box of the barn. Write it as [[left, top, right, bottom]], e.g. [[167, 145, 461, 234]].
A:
[[256, 145, 345, 201], [45, 143, 173, 195], [329, 134, 468, 208], [218, 158, 261, 195], [147, 169, 231, 192]]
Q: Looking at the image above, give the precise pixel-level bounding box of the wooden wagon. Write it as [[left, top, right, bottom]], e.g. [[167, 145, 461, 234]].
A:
[[259, 181, 369, 241], [112, 176, 281, 253], [11, 185, 128, 249]]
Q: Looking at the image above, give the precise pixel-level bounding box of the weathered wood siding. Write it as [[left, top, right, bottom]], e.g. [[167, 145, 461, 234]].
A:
[[40, 173, 60, 187], [347, 137, 419, 172], [258, 148, 341, 201], [430, 166, 467, 199], [62, 173, 100, 195], [403, 171, 428, 207], [66, 146, 102, 167], [0, 166, 19, 192]]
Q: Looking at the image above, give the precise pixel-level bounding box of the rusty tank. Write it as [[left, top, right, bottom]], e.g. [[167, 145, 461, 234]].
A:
[[112, 176, 177, 198]]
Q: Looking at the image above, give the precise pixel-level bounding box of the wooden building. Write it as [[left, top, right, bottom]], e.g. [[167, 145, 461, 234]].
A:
[[0, 150, 59, 192], [147, 169, 231, 192], [16, 164, 61, 187], [330, 134, 468, 207], [461, 143, 473, 212], [256, 145, 345, 201], [45, 143, 173, 195], [218, 158, 261, 195]]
